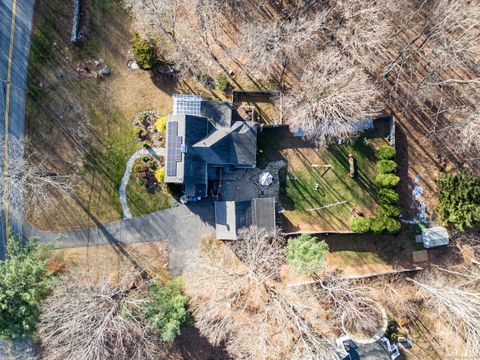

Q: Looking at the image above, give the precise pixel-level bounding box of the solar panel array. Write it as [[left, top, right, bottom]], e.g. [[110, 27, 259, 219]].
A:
[[173, 94, 202, 116], [166, 122, 179, 177]]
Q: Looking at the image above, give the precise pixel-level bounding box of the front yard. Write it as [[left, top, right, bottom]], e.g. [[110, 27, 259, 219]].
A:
[[258, 125, 391, 232]]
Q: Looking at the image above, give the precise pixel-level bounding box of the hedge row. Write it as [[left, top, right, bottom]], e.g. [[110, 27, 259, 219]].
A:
[[350, 145, 401, 234]]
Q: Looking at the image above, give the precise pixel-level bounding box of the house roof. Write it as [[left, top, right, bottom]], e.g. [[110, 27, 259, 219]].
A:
[[422, 226, 449, 248], [192, 121, 257, 166], [215, 198, 276, 240], [165, 95, 258, 198]]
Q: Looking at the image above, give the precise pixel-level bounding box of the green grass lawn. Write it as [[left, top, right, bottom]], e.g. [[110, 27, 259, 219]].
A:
[[258, 127, 388, 231], [282, 137, 379, 230], [25, 0, 176, 230]]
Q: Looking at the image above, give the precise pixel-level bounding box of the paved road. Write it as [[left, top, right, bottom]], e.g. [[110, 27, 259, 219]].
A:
[[0, 0, 36, 259], [23, 200, 216, 275]]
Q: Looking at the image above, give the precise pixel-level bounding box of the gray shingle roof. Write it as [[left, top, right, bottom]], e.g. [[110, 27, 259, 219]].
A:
[[214, 198, 276, 240], [165, 96, 258, 198]]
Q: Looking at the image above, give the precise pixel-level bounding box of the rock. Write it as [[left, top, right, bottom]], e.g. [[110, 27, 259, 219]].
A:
[[100, 66, 110, 76], [94, 60, 101, 67], [56, 68, 65, 80], [129, 61, 140, 70]]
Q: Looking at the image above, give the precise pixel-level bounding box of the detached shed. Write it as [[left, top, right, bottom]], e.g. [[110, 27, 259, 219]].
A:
[[418, 226, 449, 248]]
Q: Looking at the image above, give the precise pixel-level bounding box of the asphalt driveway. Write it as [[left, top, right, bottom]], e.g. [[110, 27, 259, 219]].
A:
[[24, 200, 216, 275]]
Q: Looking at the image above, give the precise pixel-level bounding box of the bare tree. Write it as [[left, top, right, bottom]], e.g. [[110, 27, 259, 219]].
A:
[[281, 48, 380, 145], [185, 228, 339, 360], [37, 270, 178, 360], [407, 266, 480, 358], [427, 111, 480, 164], [0, 136, 74, 217], [241, 10, 329, 77], [330, 0, 393, 70]]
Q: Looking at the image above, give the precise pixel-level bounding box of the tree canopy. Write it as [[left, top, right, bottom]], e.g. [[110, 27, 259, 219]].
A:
[[145, 278, 190, 342], [0, 236, 52, 340], [437, 172, 480, 231], [287, 234, 329, 274]]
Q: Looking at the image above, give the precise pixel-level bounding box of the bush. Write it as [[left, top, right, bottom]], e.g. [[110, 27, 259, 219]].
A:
[[380, 204, 401, 218], [378, 188, 399, 204], [133, 164, 142, 173], [216, 74, 230, 92], [375, 173, 400, 188], [130, 33, 157, 70], [155, 117, 167, 133], [144, 279, 189, 342], [133, 126, 142, 137], [286, 234, 329, 275], [376, 160, 397, 174], [0, 236, 52, 340], [384, 217, 402, 234], [137, 178, 145, 186], [378, 145, 396, 160], [369, 217, 385, 234], [350, 216, 370, 233], [436, 172, 480, 231], [142, 141, 151, 149], [155, 168, 165, 183]]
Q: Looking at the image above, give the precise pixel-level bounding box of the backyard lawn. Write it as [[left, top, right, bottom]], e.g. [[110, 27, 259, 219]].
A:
[[258, 126, 390, 231]]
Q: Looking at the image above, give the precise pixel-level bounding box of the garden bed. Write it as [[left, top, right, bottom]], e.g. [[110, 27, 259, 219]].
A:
[[258, 125, 392, 232]]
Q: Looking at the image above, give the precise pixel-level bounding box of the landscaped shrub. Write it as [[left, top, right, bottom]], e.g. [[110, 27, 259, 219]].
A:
[[144, 279, 189, 342], [378, 188, 399, 204], [350, 216, 370, 233], [216, 74, 230, 92], [130, 33, 157, 70], [155, 117, 167, 134], [369, 217, 385, 234], [375, 160, 397, 174], [133, 126, 142, 137], [436, 171, 480, 231], [155, 168, 165, 183], [286, 234, 329, 275], [380, 204, 401, 218], [384, 217, 402, 234], [137, 178, 145, 186], [377, 145, 396, 160], [375, 173, 400, 188], [0, 236, 52, 340]]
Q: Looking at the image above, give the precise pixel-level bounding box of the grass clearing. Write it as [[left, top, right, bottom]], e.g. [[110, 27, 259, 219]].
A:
[[259, 127, 388, 231], [26, 0, 176, 230]]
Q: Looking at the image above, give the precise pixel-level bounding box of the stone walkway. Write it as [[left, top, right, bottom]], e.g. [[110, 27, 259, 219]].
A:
[[119, 147, 165, 219]]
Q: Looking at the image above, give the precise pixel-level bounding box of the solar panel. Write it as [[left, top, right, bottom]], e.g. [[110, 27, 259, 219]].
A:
[[175, 136, 183, 161], [173, 94, 202, 116], [166, 122, 179, 177]]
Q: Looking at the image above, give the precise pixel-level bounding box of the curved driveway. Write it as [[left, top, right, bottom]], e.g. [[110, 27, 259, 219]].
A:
[[0, 0, 215, 275], [24, 201, 215, 275]]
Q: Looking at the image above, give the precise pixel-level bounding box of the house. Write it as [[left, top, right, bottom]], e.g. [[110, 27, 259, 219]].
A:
[[164, 94, 258, 199], [336, 336, 400, 360], [214, 198, 276, 240], [415, 226, 449, 248]]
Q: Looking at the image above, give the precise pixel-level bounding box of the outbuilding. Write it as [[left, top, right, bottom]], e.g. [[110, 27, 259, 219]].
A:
[[417, 226, 449, 248]]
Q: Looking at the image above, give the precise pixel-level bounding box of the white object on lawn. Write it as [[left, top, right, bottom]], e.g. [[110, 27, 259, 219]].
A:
[[306, 200, 347, 211], [259, 172, 273, 186]]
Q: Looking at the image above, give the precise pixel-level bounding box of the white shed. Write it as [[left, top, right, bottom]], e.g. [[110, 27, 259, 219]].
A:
[[420, 226, 449, 248]]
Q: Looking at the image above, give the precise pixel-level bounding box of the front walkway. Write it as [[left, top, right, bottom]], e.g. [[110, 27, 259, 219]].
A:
[[23, 200, 215, 275]]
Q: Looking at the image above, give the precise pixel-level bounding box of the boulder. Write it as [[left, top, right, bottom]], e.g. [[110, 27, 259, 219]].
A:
[[100, 66, 110, 76]]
